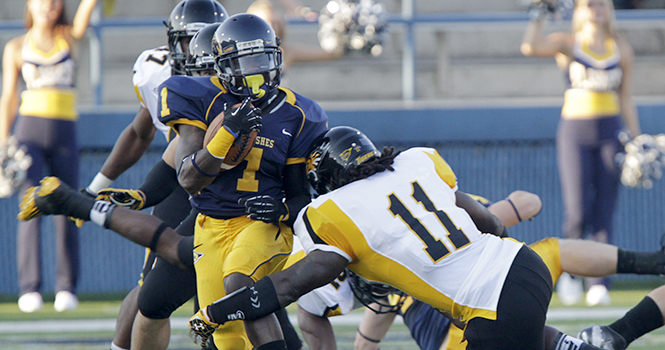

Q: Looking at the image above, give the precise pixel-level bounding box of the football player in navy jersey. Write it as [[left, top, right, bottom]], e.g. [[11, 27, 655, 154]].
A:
[[158, 14, 327, 350], [80, 2, 228, 349]]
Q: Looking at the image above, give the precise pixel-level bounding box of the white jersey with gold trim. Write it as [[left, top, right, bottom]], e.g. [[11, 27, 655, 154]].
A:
[[132, 46, 172, 140], [294, 147, 524, 322]]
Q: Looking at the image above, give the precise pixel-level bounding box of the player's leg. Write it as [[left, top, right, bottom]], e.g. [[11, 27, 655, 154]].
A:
[[18, 177, 187, 269], [579, 285, 665, 349], [193, 216, 261, 350], [132, 210, 197, 350], [529, 237, 665, 285], [297, 305, 336, 350], [275, 308, 303, 350], [354, 307, 395, 350], [111, 285, 140, 350], [220, 218, 294, 349], [110, 153, 190, 348], [400, 298, 451, 350]]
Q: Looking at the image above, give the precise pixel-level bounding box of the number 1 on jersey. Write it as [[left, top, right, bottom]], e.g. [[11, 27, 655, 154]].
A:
[[389, 181, 470, 262]]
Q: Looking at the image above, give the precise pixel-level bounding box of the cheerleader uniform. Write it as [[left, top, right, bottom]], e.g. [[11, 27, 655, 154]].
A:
[[15, 32, 79, 297]]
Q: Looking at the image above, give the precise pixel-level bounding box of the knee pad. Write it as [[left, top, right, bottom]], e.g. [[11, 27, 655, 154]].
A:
[[137, 258, 196, 319]]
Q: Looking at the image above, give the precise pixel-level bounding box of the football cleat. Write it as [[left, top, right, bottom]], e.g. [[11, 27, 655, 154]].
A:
[[18, 177, 81, 221], [579, 325, 627, 350], [189, 307, 219, 348]]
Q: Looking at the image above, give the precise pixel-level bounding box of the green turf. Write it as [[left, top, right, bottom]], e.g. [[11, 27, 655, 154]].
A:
[[0, 289, 663, 349]]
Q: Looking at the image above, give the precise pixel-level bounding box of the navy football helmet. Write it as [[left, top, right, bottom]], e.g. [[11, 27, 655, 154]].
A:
[[185, 23, 221, 76], [212, 14, 282, 99], [306, 126, 380, 195], [166, 0, 228, 75], [348, 271, 408, 314]]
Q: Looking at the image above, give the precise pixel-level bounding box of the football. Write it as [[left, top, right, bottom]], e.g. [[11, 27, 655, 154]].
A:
[[204, 109, 257, 170]]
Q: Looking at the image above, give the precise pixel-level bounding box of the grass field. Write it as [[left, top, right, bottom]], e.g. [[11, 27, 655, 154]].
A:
[[1, 290, 664, 349]]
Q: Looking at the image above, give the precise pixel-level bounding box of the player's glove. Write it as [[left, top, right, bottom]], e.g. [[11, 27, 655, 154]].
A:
[[223, 97, 262, 137], [189, 307, 219, 348], [239, 195, 289, 224], [96, 188, 146, 210]]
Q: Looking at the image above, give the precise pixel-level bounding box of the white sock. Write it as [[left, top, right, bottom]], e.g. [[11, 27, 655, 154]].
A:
[[90, 200, 115, 228]]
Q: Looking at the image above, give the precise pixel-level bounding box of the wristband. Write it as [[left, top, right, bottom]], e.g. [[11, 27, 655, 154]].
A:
[[191, 153, 222, 177], [506, 198, 523, 222], [87, 172, 114, 194], [357, 329, 381, 343], [206, 127, 237, 159]]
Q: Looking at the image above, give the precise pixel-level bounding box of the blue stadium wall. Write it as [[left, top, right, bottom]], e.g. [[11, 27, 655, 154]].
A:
[[2, 103, 665, 296]]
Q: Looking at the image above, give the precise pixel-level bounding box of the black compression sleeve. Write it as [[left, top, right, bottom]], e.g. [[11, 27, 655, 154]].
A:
[[138, 159, 180, 208], [617, 249, 665, 275], [207, 277, 281, 324], [177, 235, 195, 268]]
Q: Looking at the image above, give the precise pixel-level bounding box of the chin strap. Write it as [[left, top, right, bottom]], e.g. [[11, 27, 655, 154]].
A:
[[254, 89, 283, 113]]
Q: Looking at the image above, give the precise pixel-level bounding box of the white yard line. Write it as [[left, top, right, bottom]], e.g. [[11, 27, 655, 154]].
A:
[[0, 308, 630, 334]]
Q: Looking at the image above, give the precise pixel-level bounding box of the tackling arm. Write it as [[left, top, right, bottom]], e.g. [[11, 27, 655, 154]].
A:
[[205, 250, 348, 325], [281, 163, 311, 226], [455, 190, 506, 236], [487, 190, 542, 228]]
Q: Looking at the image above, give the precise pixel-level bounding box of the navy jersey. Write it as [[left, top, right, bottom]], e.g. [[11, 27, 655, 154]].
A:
[[158, 76, 328, 218]]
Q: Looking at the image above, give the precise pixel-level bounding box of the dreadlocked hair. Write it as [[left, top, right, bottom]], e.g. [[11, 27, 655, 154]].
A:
[[332, 147, 401, 190]]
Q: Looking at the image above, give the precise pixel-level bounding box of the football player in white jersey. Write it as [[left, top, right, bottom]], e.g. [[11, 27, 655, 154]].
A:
[[292, 188, 665, 350], [182, 126, 605, 350], [80, 2, 227, 350]]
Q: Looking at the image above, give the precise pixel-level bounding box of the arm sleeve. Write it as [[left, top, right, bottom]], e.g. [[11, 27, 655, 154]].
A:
[[138, 159, 180, 208]]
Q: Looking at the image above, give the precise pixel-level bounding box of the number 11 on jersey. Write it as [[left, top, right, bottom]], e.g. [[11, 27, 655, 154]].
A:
[[389, 181, 470, 263]]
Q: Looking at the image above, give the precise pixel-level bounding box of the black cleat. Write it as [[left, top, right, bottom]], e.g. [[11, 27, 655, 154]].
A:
[[579, 325, 627, 350], [18, 177, 83, 221]]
